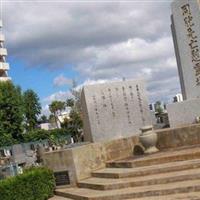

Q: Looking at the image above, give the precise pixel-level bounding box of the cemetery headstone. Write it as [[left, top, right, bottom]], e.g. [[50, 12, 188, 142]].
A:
[[11, 144, 26, 164]]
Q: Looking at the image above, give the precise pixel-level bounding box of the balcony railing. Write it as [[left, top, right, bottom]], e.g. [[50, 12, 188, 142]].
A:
[[0, 34, 5, 42], [0, 48, 7, 56], [0, 62, 9, 70], [0, 77, 11, 82]]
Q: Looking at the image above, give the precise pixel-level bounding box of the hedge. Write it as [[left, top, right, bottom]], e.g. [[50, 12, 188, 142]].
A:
[[23, 128, 70, 144], [0, 167, 55, 200], [0, 128, 71, 147]]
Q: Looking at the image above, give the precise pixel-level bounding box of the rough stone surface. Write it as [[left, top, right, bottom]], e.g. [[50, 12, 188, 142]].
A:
[[78, 168, 200, 190], [171, 0, 200, 100], [81, 79, 152, 142], [92, 159, 200, 179], [156, 124, 200, 149], [43, 148, 77, 185], [127, 192, 200, 200], [43, 136, 140, 184], [107, 145, 200, 168], [167, 98, 200, 128], [56, 180, 200, 199]]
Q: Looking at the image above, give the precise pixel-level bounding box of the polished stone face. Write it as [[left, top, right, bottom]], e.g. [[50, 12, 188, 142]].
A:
[[171, 0, 200, 100], [81, 80, 152, 142]]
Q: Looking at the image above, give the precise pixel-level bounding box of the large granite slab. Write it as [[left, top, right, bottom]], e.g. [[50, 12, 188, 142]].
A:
[[171, 0, 200, 100], [167, 98, 200, 128], [81, 80, 152, 142]]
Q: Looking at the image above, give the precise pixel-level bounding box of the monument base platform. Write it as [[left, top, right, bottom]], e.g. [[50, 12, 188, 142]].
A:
[[167, 98, 200, 128], [55, 144, 200, 200], [43, 124, 200, 187]]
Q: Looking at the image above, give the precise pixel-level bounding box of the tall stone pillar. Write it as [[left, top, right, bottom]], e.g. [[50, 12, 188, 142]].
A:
[[171, 0, 200, 100], [167, 0, 200, 127]]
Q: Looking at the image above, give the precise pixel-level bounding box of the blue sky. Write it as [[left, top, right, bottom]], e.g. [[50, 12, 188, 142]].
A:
[[8, 57, 78, 100], [8, 55, 82, 115], [2, 0, 181, 115]]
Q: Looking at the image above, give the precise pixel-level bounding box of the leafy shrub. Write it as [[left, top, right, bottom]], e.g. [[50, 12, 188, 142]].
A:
[[0, 167, 55, 200], [0, 128, 71, 148], [22, 129, 50, 142], [23, 128, 70, 145]]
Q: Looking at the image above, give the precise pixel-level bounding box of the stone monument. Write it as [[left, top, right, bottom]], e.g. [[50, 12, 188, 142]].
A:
[[81, 79, 152, 142], [167, 0, 200, 127], [171, 0, 200, 100]]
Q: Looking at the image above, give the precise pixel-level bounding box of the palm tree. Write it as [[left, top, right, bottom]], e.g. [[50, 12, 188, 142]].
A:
[[49, 101, 65, 128]]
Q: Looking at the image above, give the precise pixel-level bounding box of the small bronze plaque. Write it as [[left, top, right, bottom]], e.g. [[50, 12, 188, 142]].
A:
[[54, 171, 70, 186]]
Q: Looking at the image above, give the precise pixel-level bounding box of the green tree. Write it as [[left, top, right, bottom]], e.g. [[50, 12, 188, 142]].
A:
[[49, 114, 56, 125], [68, 109, 83, 142], [39, 115, 48, 123], [66, 98, 74, 107], [70, 80, 81, 113], [155, 101, 164, 114], [62, 81, 83, 142], [0, 81, 24, 143], [49, 101, 65, 128], [23, 89, 41, 130], [61, 109, 83, 142]]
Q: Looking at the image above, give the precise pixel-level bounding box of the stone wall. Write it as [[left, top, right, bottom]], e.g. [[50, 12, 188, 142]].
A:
[[43, 136, 140, 185], [157, 124, 200, 149], [43, 148, 77, 185]]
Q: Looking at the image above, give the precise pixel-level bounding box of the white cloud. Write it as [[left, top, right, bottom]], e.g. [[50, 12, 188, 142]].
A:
[[3, 0, 180, 104], [41, 104, 50, 116], [42, 90, 72, 116], [76, 37, 175, 79], [53, 74, 72, 87], [3, 1, 173, 69], [43, 91, 72, 104], [75, 78, 120, 90]]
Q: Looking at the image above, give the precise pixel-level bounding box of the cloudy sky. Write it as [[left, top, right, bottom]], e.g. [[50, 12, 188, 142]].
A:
[[1, 0, 181, 115]]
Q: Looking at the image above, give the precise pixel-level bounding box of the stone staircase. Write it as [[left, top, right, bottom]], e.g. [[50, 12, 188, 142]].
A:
[[54, 145, 200, 200]]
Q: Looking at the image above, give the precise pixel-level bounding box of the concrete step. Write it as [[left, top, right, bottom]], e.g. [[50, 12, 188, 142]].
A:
[[55, 179, 200, 200], [126, 192, 200, 200], [78, 168, 200, 190], [92, 158, 200, 178], [49, 195, 73, 200], [106, 146, 200, 168]]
